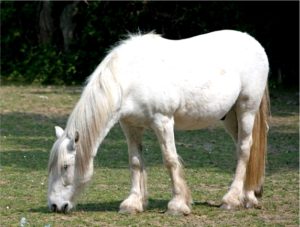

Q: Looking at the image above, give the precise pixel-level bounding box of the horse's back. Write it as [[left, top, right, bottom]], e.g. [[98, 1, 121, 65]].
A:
[[113, 30, 268, 129], [115, 30, 268, 85]]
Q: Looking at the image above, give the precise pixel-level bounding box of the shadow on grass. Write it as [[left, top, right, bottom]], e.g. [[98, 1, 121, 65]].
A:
[[1, 110, 299, 174], [29, 200, 123, 214], [1, 112, 68, 170], [30, 199, 221, 214]]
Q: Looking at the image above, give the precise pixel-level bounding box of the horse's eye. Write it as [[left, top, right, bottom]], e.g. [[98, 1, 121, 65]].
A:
[[63, 164, 68, 171]]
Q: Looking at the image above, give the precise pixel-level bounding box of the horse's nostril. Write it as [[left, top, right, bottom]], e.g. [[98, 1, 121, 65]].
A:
[[62, 203, 69, 213], [51, 204, 57, 212]]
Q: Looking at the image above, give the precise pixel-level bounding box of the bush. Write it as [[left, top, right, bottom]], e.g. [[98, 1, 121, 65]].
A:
[[2, 44, 78, 85]]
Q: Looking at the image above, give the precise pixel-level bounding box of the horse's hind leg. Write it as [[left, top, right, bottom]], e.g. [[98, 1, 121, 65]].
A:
[[221, 105, 256, 209], [119, 122, 148, 214], [152, 115, 192, 215], [223, 108, 238, 143]]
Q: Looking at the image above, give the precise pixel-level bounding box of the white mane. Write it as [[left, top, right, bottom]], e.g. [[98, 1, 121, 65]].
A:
[[48, 51, 121, 175]]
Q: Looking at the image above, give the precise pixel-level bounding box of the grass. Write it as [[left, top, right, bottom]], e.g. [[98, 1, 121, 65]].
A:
[[0, 86, 299, 226]]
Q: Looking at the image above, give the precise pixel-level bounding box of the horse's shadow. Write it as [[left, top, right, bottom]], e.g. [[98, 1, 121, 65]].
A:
[[30, 200, 122, 214], [30, 199, 220, 213]]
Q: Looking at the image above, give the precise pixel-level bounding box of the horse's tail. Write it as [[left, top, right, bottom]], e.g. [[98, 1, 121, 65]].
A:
[[245, 86, 270, 196]]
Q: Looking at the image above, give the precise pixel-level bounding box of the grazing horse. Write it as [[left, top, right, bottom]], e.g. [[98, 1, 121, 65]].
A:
[[47, 30, 269, 215]]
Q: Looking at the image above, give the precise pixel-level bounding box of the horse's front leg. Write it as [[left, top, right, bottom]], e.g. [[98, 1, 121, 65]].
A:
[[119, 122, 148, 214], [152, 115, 192, 215]]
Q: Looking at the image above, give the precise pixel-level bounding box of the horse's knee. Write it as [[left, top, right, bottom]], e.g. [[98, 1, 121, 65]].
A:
[[238, 136, 253, 160], [163, 153, 181, 170], [131, 156, 142, 170]]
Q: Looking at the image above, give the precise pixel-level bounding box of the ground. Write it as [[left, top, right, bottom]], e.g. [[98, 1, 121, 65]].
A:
[[0, 86, 298, 226]]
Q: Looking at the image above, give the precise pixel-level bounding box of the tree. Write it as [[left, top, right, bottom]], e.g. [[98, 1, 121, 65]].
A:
[[38, 0, 54, 45], [1, 1, 299, 86], [60, 1, 80, 52]]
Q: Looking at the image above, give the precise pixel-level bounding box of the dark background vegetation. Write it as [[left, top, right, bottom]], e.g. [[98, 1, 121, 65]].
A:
[[1, 1, 299, 87]]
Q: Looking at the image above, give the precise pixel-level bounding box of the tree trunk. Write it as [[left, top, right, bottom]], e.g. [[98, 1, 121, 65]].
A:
[[60, 1, 79, 52], [39, 0, 54, 45]]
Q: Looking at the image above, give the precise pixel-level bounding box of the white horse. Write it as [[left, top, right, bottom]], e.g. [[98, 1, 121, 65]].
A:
[[47, 30, 269, 215]]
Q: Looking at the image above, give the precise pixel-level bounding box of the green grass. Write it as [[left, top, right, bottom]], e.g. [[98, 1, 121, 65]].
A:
[[0, 86, 299, 226]]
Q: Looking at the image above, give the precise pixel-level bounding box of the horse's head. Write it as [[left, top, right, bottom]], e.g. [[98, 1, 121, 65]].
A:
[[47, 126, 91, 213]]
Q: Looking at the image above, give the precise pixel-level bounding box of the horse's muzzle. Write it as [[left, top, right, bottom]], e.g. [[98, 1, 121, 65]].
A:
[[49, 202, 70, 213]]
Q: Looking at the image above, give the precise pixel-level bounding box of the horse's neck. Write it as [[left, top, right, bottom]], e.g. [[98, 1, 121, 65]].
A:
[[91, 112, 120, 157], [66, 78, 121, 158]]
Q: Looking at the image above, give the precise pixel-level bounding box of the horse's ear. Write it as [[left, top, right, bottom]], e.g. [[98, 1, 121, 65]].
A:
[[75, 131, 79, 143], [55, 126, 64, 138]]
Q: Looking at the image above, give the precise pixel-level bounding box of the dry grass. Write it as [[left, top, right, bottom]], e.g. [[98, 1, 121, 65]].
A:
[[0, 86, 299, 226]]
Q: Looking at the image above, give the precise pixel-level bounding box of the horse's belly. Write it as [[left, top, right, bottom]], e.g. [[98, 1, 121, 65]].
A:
[[174, 105, 227, 130], [173, 84, 240, 130], [174, 115, 217, 130], [173, 103, 231, 130]]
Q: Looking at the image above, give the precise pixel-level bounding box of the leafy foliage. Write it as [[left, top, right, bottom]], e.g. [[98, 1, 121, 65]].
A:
[[1, 1, 299, 85]]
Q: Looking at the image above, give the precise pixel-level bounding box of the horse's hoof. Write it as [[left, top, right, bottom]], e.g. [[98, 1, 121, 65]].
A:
[[119, 203, 143, 214], [220, 203, 232, 210], [119, 196, 144, 214], [119, 206, 141, 215], [167, 200, 191, 216], [245, 201, 262, 209]]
